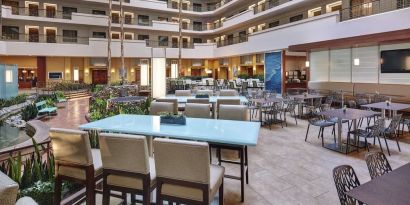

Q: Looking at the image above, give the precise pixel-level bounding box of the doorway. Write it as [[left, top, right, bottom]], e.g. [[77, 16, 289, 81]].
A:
[[28, 27, 39, 42], [92, 69, 108, 84], [45, 4, 56, 18], [45, 28, 56, 43]]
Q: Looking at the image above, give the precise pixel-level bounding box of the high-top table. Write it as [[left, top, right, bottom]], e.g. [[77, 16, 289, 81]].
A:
[[346, 163, 410, 205], [361, 102, 410, 118], [319, 108, 377, 154], [79, 114, 260, 202]]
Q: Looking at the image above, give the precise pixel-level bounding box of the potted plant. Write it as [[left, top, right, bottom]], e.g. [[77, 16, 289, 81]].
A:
[[159, 112, 186, 125]]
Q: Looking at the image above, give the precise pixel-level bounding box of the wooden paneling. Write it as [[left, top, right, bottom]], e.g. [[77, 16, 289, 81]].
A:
[[37, 56, 46, 85]]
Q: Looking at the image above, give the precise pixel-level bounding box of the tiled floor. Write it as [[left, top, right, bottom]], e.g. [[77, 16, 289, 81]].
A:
[[45, 97, 410, 205]]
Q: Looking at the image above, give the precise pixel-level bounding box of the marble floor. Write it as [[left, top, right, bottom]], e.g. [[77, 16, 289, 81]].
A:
[[43, 97, 410, 205]]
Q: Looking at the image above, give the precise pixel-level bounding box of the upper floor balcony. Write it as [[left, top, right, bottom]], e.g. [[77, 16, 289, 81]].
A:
[[166, 0, 232, 12]]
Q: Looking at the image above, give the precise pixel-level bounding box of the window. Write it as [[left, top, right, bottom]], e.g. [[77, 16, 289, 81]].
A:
[[45, 5, 56, 18], [92, 10, 106, 15], [290, 14, 303, 22], [28, 3, 39, 16], [28, 27, 39, 42], [63, 30, 77, 43], [182, 21, 189, 29], [124, 13, 133, 24], [138, 35, 149, 40], [171, 37, 178, 48], [112, 12, 120, 23], [158, 36, 168, 46], [138, 15, 149, 26], [193, 38, 202, 44], [268, 21, 279, 28], [2, 0, 19, 15], [207, 2, 217, 11], [158, 17, 168, 21], [239, 31, 247, 43], [193, 3, 202, 12], [182, 38, 188, 48], [227, 34, 234, 45], [124, 33, 133, 40], [2, 26, 19, 40], [93, 32, 106, 38], [62, 7, 77, 19], [111, 32, 120, 39], [193, 21, 202, 31]]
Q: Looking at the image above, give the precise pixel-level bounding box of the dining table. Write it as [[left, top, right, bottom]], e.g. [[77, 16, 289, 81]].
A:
[[291, 94, 324, 117], [361, 102, 410, 118], [79, 114, 260, 202], [319, 108, 377, 154], [346, 163, 410, 205], [250, 97, 283, 124]]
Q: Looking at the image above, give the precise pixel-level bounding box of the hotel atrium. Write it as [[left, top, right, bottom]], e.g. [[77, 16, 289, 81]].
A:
[[0, 0, 410, 204]]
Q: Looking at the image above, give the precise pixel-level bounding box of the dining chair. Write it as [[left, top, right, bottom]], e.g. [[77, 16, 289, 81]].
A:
[[187, 98, 210, 104], [154, 138, 225, 205], [175, 90, 191, 96], [150, 101, 176, 115], [197, 89, 214, 96], [216, 99, 240, 116], [219, 89, 238, 96], [305, 109, 336, 147], [381, 114, 402, 155], [155, 99, 179, 113], [50, 128, 102, 205], [365, 152, 392, 180], [185, 103, 211, 119], [281, 100, 298, 126], [99, 133, 156, 205], [0, 171, 37, 205], [333, 165, 362, 205]]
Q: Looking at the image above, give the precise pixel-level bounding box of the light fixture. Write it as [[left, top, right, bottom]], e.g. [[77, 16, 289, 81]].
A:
[[65, 69, 70, 74], [305, 61, 310, 67], [140, 59, 149, 86], [171, 60, 178, 79], [131, 68, 135, 73], [205, 69, 212, 74], [30, 70, 35, 74], [22, 70, 27, 73], [111, 69, 115, 73]]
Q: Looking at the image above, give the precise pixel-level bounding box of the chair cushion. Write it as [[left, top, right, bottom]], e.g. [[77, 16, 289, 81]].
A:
[[161, 164, 224, 202], [58, 149, 102, 180], [107, 158, 156, 190]]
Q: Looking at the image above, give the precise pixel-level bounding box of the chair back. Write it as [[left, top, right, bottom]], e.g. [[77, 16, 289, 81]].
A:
[[219, 105, 247, 121], [154, 99, 178, 114], [386, 114, 402, 134], [99, 133, 150, 174], [219, 89, 238, 96], [154, 138, 210, 185], [369, 118, 385, 137], [187, 98, 209, 104], [242, 82, 248, 90], [175, 90, 191, 96], [333, 165, 361, 205], [252, 81, 258, 88], [185, 103, 210, 119], [196, 90, 213, 96], [365, 152, 392, 180], [229, 81, 235, 89], [49, 128, 93, 166], [0, 171, 19, 205], [216, 99, 240, 112], [150, 102, 175, 115]]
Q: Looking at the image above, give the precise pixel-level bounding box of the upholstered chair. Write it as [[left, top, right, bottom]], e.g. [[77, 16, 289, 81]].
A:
[[219, 90, 238, 96], [99, 133, 156, 205], [150, 102, 175, 115], [154, 138, 224, 205], [216, 99, 240, 114], [0, 171, 37, 205], [197, 90, 214, 96], [187, 98, 210, 104], [218, 105, 248, 121], [175, 90, 192, 96], [49, 128, 102, 205], [185, 103, 211, 119], [155, 99, 179, 113]]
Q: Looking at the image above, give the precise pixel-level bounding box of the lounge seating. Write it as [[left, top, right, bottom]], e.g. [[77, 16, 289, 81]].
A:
[[185, 103, 211, 119], [35, 101, 57, 116], [50, 128, 102, 205], [99, 133, 156, 205], [154, 138, 224, 205]]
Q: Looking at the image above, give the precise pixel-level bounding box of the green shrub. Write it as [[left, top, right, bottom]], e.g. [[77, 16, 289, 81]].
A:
[[0, 94, 27, 109], [21, 104, 38, 121]]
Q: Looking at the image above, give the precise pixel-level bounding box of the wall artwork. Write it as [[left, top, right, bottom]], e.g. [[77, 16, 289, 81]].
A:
[[264, 51, 282, 94], [0, 64, 18, 99]]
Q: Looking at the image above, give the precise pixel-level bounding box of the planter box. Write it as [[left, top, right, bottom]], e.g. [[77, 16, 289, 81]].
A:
[[196, 94, 209, 98], [160, 115, 186, 125]]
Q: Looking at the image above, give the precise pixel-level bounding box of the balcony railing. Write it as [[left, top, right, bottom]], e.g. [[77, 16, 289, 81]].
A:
[[1, 33, 89, 44], [216, 35, 248, 47], [7, 7, 73, 19], [340, 0, 410, 21], [167, 0, 232, 12], [146, 40, 194, 49]]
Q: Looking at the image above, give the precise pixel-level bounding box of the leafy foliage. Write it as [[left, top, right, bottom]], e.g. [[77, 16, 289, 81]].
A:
[[21, 103, 38, 121], [0, 94, 27, 109]]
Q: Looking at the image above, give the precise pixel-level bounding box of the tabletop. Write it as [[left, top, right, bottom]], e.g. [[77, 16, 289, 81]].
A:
[[346, 163, 410, 205], [319, 108, 377, 120], [291, 94, 324, 100], [79, 114, 260, 146], [250, 97, 283, 104], [161, 96, 248, 103], [361, 102, 410, 111]]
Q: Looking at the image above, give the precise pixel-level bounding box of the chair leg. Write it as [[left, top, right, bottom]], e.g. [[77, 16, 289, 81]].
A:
[[219, 181, 224, 205], [86, 167, 95, 205], [377, 135, 384, 154], [102, 176, 110, 205], [365, 138, 370, 152], [333, 125, 336, 143], [321, 128, 325, 147], [294, 111, 298, 125], [395, 133, 401, 152], [305, 124, 310, 142], [54, 175, 62, 205], [383, 133, 391, 156]]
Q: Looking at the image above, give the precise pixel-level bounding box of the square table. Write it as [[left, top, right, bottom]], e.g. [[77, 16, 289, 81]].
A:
[[250, 97, 283, 124], [79, 114, 260, 202], [319, 108, 377, 154], [346, 163, 410, 205], [361, 102, 410, 118], [291, 94, 324, 117]]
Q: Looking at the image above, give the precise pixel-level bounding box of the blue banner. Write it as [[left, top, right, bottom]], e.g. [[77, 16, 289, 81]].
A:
[[264, 52, 282, 94]]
